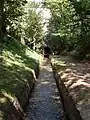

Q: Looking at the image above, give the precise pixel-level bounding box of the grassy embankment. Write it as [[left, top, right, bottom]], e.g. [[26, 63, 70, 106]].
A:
[[0, 39, 42, 119]]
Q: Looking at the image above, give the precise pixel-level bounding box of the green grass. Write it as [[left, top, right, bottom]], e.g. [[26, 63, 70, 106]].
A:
[[0, 40, 42, 119]]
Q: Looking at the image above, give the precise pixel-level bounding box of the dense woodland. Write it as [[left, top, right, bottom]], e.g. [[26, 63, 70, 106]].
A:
[[0, 0, 90, 59], [44, 0, 90, 59], [0, 0, 43, 51]]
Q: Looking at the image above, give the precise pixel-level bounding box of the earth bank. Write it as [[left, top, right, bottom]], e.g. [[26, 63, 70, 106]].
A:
[[51, 56, 90, 120]]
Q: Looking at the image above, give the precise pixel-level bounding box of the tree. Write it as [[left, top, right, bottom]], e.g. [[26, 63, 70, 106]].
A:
[[3, 0, 27, 40], [0, 0, 4, 40], [43, 0, 90, 58], [23, 1, 43, 50], [44, 0, 76, 53], [69, 0, 90, 57]]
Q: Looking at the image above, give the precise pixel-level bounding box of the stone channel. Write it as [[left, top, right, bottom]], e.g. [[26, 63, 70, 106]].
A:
[[25, 59, 66, 120]]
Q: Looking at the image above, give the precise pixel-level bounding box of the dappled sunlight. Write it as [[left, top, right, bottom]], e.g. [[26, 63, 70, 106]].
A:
[[51, 96, 61, 104], [42, 66, 52, 72], [39, 81, 50, 85], [37, 80, 56, 90], [70, 80, 90, 89], [43, 73, 52, 78], [51, 96, 60, 101], [2, 50, 36, 73], [61, 73, 68, 80], [26, 58, 64, 120], [0, 93, 7, 104], [25, 48, 43, 62], [54, 56, 90, 120], [0, 90, 23, 120], [0, 40, 41, 119], [52, 58, 66, 67], [0, 91, 15, 103]]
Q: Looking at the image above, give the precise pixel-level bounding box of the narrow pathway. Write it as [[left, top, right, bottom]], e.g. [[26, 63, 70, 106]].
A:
[[26, 59, 66, 120]]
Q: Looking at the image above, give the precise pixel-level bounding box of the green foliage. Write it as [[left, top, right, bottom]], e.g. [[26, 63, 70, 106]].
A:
[[44, 0, 90, 59], [44, 0, 77, 53], [23, 1, 43, 50], [4, 0, 27, 40], [0, 0, 43, 51]]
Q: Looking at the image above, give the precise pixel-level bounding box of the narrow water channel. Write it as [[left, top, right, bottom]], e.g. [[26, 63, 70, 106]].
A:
[[25, 59, 66, 120]]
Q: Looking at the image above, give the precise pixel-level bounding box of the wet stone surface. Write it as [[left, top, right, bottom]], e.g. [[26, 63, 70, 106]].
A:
[[25, 59, 66, 120]]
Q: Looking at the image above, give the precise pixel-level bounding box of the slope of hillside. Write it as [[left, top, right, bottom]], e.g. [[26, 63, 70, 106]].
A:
[[0, 40, 42, 120]]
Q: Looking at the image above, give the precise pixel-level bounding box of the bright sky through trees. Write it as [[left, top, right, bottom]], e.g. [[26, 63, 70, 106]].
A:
[[32, 0, 42, 2], [27, 0, 43, 3], [26, 0, 51, 33]]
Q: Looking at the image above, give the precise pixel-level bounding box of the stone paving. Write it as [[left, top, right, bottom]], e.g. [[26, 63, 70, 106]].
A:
[[25, 59, 65, 120]]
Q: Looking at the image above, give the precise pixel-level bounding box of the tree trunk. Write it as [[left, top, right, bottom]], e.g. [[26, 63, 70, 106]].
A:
[[0, 0, 4, 40]]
